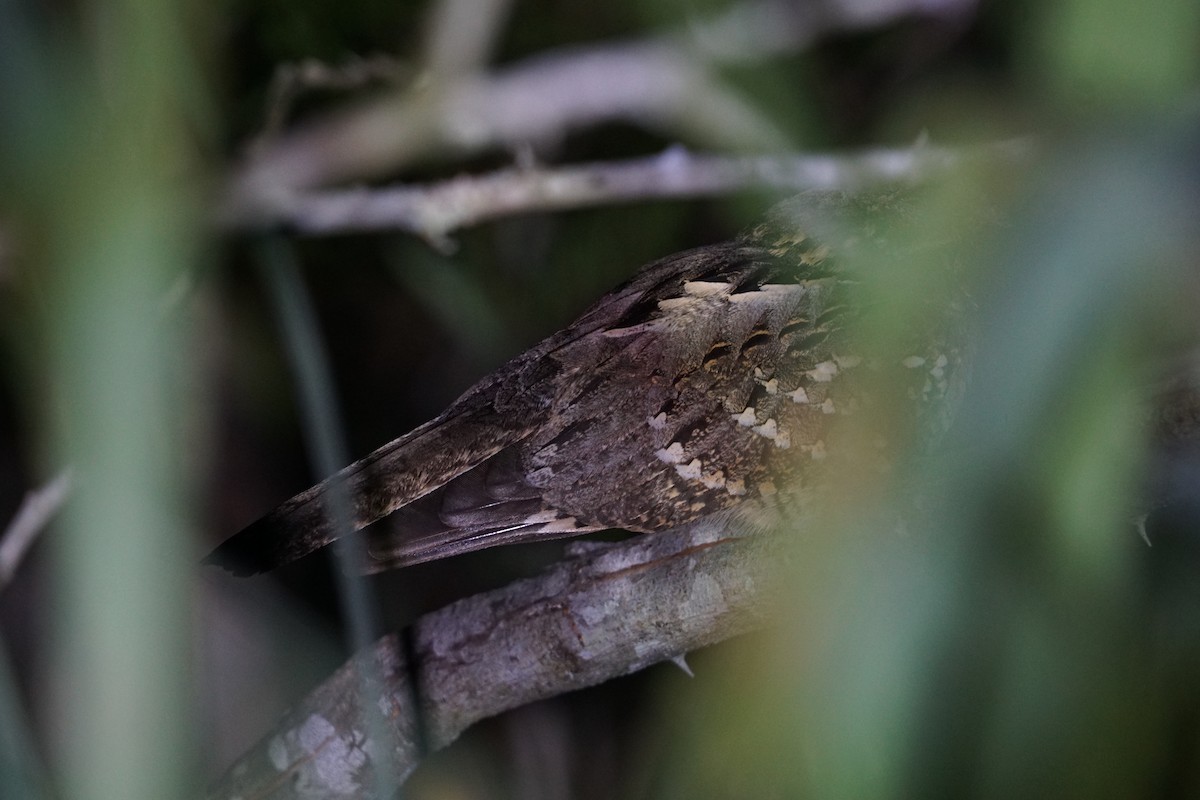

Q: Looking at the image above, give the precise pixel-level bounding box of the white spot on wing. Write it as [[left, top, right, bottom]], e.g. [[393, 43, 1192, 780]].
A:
[[790, 386, 810, 404], [683, 280, 732, 297], [675, 458, 703, 480], [821, 398, 836, 414], [733, 407, 757, 427], [648, 412, 668, 429], [806, 361, 839, 382], [701, 470, 726, 489], [540, 515, 579, 533], [774, 428, 792, 449], [751, 418, 778, 439], [727, 283, 800, 303], [655, 442, 685, 464], [522, 509, 562, 524]]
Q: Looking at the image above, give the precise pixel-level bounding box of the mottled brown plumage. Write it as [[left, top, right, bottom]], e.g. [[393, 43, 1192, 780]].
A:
[[207, 190, 964, 575]]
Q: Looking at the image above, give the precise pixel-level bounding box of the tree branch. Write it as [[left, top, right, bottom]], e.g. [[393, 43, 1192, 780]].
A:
[[222, 140, 1031, 243], [228, 0, 980, 203], [206, 519, 777, 800]]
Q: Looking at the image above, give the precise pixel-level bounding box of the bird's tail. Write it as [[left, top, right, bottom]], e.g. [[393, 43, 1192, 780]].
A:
[[204, 407, 533, 575]]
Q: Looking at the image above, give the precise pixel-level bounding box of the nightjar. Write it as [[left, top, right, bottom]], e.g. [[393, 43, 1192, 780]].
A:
[[207, 190, 967, 575]]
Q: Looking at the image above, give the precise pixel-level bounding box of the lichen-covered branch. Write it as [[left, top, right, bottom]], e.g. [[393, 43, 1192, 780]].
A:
[[206, 520, 777, 800]]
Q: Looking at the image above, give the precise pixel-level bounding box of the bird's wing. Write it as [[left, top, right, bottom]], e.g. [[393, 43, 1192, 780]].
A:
[[204, 403, 542, 575], [204, 250, 673, 575], [361, 239, 852, 570], [357, 446, 610, 571], [207, 190, 897, 575]]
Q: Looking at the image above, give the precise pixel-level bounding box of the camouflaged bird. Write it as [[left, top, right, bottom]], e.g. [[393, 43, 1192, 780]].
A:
[[207, 190, 967, 575]]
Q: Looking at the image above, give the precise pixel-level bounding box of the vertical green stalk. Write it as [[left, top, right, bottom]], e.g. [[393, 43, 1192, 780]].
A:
[[257, 237, 399, 797], [16, 2, 209, 799]]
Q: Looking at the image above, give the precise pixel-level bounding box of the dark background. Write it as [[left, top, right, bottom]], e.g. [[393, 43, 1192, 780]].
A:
[[1, 0, 1198, 798]]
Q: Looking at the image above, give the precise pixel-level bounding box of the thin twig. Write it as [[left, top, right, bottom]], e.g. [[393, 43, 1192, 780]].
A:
[[0, 470, 72, 590], [223, 140, 1031, 243]]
